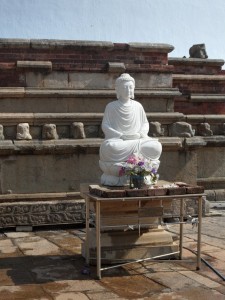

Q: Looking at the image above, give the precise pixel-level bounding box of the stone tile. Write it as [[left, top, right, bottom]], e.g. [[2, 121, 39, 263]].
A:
[[145, 271, 201, 291], [39, 234, 82, 254], [42, 279, 106, 293], [13, 236, 60, 255], [142, 286, 225, 299], [86, 291, 125, 300], [216, 284, 225, 295], [0, 239, 19, 255], [53, 292, 89, 300], [31, 261, 82, 283], [101, 275, 166, 298], [4, 232, 33, 238], [179, 270, 221, 288], [0, 268, 35, 286], [0, 284, 51, 300]]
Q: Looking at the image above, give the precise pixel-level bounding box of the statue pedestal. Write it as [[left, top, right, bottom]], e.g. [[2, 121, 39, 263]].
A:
[[82, 227, 178, 264]]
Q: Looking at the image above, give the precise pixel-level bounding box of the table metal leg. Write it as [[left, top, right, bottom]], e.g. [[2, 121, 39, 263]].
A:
[[96, 201, 101, 279], [85, 196, 90, 265], [179, 198, 184, 259], [197, 196, 202, 270]]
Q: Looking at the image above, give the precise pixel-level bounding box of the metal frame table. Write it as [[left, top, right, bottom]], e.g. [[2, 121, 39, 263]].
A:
[[83, 192, 204, 279]]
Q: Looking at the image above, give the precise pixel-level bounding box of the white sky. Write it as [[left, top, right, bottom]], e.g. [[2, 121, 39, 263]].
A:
[[0, 0, 225, 60]]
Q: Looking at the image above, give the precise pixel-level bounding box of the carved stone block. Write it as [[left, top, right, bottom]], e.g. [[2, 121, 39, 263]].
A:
[[149, 122, 164, 137], [0, 124, 5, 140], [189, 43, 208, 59], [42, 124, 58, 140], [16, 123, 32, 140], [71, 122, 86, 139], [0, 200, 85, 227], [197, 123, 213, 136], [169, 122, 195, 137]]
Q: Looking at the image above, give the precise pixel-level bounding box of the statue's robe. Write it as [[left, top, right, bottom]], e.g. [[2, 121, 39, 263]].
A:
[[100, 99, 162, 164]]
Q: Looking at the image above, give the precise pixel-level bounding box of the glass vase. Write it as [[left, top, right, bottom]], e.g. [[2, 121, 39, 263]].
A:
[[130, 174, 144, 189]]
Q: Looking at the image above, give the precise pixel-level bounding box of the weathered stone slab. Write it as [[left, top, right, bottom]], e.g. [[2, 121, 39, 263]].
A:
[[0, 199, 85, 227], [17, 61, 52, 71], [128, 43, 174, 53]]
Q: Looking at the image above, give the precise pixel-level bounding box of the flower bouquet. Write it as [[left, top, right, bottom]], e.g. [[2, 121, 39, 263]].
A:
[[118, 153, 159, 189]]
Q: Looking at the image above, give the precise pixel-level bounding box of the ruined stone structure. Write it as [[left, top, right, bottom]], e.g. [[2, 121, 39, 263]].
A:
[[0, 38, 224, 227]]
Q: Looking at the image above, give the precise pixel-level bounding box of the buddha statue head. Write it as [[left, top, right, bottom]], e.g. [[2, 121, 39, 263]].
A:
[[115, 73, 135, 102]]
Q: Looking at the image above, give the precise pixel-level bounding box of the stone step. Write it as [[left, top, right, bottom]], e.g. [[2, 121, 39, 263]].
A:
[[190, 94, 225, 102], [0, 87, 181, 113], [173, 74, 225, 81], [0, 138, 193, 155], [0, 87, 180, 98]]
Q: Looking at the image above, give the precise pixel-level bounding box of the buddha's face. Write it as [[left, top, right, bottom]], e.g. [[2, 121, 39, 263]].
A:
[[117, 81, 134, 102]]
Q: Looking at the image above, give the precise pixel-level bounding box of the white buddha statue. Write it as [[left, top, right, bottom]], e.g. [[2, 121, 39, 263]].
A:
[[99, 73, 162, 186]]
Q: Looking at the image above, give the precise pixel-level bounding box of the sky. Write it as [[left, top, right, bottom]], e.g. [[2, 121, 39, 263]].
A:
[[0, 0, 225, 60]]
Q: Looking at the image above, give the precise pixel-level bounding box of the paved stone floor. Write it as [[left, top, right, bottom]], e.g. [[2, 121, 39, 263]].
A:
[[0, 208, 225, 299]]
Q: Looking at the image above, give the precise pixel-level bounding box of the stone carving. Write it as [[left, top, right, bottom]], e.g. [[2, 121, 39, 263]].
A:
[[0, 124, 4, 140], [99, 73, 162, 186], [16, 123, 32, 140], [71, 122, 86, 139], [189, 43, 208, 59], [197, 123, 213, 136], [170, 122, 195, 137], [149, 122, 164, 137], [0, 201, 85, 227], [42, 124, 59, 140]]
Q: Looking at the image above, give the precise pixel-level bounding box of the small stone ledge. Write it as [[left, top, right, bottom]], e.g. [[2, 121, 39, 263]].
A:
[[0, 112, 184, 125], [201, 136, 225, 146], [0, 38, 30, 48], [168, 57, 224, 67], [0, 137, 221, 155], [0, 38, 114, 50], [173, 74, 225, 81], [0, 88, 25, 98], [184, 137, 207, 148], [128, 43, 174, 53], [107, 62, 126, 73], [186, 115, 225, 124], [0, 138, 200, 154], [0, 39, 175, 54], [148, 112, 185, 123], [0, 191, 81, 202], [0, 88, 181, 99], [159, 137, 183, 150], [17, 61, 52, 71], [13, 139, 102, 154], [30, 39, 114, 50], [190, 94, 225, 102]]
